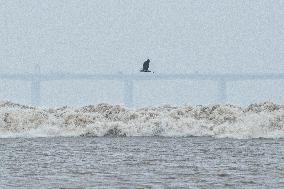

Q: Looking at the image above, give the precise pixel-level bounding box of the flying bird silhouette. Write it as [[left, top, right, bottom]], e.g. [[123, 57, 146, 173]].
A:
[[140, 59, 151, 72]]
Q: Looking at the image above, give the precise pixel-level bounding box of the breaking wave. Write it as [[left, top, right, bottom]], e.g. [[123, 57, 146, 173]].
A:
[[0, 101, 284, 139]]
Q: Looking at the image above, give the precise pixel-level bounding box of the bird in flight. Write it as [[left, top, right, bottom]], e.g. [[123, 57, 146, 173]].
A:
[[140, 59, 151, 72]]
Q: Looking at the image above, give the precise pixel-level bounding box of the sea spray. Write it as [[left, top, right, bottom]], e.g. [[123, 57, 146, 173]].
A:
[[0, 101, 284, 139]]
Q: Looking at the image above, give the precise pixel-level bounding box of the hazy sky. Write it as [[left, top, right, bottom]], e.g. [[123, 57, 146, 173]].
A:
[[0, 0, 283, 107]]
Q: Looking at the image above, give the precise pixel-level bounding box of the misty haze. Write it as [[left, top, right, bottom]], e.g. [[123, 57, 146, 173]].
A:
[[0, 0, 283, 107], [0, 1, 283, 188]]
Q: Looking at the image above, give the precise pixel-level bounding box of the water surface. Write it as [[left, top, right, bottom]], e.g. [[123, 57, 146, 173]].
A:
[[1, 137, 283, 188]]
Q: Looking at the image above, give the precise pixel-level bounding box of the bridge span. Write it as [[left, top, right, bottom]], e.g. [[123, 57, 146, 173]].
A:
[[1, 71, 284, 107]]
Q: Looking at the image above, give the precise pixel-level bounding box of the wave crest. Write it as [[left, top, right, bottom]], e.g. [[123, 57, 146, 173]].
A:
[[0, 101, 284, 139]]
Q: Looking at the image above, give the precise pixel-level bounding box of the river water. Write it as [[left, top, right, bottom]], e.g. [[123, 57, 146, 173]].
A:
[[1, 136, 283, 188]]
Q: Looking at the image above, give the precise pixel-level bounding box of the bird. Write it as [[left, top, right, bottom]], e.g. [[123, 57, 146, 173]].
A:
[[140, 59, 151, 72]]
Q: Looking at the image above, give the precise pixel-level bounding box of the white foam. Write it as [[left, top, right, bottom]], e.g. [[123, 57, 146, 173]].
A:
[[0, 101, 284, 139]]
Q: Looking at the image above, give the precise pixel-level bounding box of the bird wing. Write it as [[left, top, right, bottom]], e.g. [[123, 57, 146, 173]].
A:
[[143, 62, 149, 70]]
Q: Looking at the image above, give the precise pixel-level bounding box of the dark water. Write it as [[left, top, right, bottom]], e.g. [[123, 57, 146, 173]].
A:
[[0, 137, 283, 188]]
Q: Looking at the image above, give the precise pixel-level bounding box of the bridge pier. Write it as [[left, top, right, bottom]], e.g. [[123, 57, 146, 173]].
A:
[[217, 80, 227, 103], [123, 79, 134, 108], [31, 65, 41, 106], [31, 79, 41, 106]]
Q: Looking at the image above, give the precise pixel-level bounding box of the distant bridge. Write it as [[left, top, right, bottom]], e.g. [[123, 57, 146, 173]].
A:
[[1, 67, 284, 107]]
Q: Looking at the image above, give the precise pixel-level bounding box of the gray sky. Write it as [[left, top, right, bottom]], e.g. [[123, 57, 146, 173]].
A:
[[0, 0, 283, 107]]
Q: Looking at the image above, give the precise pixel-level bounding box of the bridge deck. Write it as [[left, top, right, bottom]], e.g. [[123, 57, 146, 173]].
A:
[[1, 73, 284, 81], [0, 72, 283, 107]]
